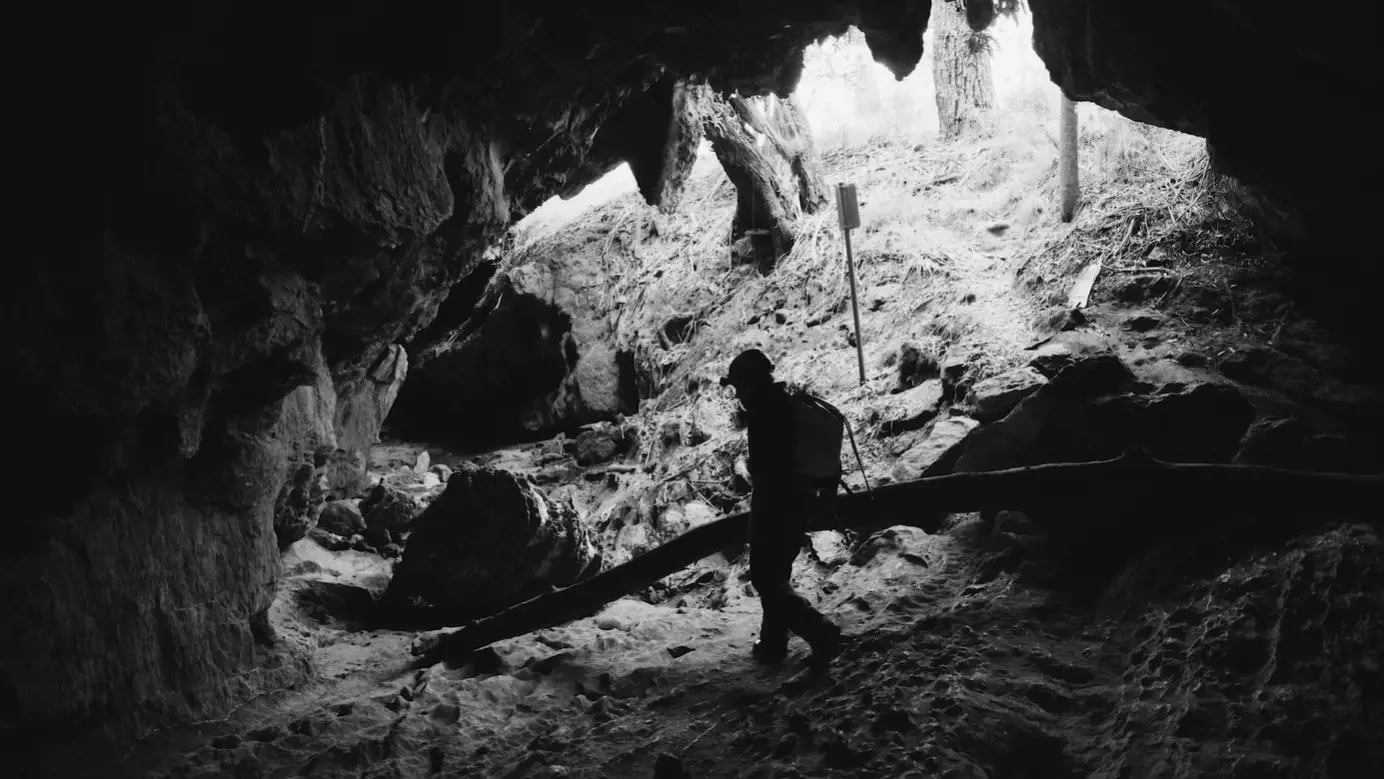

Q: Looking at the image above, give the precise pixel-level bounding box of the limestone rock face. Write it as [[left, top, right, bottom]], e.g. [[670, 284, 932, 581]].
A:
[[382, 467, 602, 627], [271, 354, 339, 546], [393, 245, 640, 444], [329, 344, 408, 496]]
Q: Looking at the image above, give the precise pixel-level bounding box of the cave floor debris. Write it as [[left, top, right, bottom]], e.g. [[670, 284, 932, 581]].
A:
[[108, 513, 1381, 779]]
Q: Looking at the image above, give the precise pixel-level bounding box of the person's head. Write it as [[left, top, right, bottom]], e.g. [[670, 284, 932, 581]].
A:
[[720, 349, 776, 406]]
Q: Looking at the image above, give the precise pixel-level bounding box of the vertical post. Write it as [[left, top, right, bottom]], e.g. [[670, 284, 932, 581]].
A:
[[836, 183, 867, 386]]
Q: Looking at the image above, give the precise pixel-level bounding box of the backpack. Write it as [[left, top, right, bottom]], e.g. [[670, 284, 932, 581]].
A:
[[788, 390, 870, 495]]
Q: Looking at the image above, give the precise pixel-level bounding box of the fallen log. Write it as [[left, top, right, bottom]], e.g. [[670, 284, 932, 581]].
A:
[[411, 449, 1382, 667]]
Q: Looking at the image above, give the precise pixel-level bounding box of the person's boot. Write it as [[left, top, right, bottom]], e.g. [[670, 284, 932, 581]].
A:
[[752, 636, 788, 664], [806, 621, 842, 672]]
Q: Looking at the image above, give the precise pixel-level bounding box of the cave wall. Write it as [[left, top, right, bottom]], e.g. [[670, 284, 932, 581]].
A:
[[1028, 0, 1381, 335], [5, 0, 1374, 755]]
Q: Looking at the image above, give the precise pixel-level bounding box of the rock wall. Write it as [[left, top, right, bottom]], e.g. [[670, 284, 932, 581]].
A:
[[392, 250, 641, 444]]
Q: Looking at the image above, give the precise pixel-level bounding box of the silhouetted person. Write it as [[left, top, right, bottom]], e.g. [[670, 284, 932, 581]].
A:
[[720, 349, 842, 670]]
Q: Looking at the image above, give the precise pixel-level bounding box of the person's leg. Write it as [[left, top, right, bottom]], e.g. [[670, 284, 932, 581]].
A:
[[749, 491, 796, 662], [774, 494, 841, 667]]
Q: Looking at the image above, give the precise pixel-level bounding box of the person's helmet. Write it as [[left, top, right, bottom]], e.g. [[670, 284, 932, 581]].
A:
[[720, 349, 775, 389]]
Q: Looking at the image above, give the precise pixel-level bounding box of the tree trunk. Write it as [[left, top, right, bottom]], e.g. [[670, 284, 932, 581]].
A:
[[932, 0, 996, 140], [410, 449, 1384, 667], [698, 88, 798, 264], [1059, 94, 1080, 222], [730, 95, 830, 214]]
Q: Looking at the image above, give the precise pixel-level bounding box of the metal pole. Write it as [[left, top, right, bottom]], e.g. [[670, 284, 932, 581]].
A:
[[843, 226, 866, 385]]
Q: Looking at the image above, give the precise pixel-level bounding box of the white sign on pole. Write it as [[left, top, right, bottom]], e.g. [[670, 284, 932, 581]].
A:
[[836, 183, 861, 231]]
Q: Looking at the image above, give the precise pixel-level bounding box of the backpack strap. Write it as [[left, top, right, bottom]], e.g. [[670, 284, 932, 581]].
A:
[[793, 391, 845, 421]]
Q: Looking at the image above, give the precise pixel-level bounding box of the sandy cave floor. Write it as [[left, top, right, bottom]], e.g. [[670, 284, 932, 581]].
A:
[[87, 130, 1384, 779]]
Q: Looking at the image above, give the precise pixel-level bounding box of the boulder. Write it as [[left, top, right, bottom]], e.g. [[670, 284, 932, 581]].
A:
[[1218, 346, 1384, 434], [317, 500, 366, 537], [1233, 417, 1384, 474], [967, 367, 1049, 423], [891, 416, 981, 483], [382, 466, 602, 626], [956, 355, 1254, 474]]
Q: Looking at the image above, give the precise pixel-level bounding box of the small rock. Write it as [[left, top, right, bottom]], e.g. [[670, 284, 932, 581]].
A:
[[667, 645, 696, 658], [1027, 342, 1074, 378], [234, 756, 263, 779], [317, 500, 365, 537], [653, 753, 691, 779], [1124, 311, 1163, 332], [1115, 278, 1148, 303], [211, 734, 241, 749], [381, 543, 403, 558], [1144, 246, 1172, 266], [431, 463, 454, 482], [246, 726, 282, 743], [413, 450, 431, 474], [287, 560, 323, 576], [809, 531, 852, 566], [940, 349, 972, 388], [307, 526, 353, 552], [879, 380, 944, 435], [1175, 352, 1207, 368], [1060, 307, 1088, 331], [871, 707, 916, 734], [575, 428, 619, 466], [361, 483, 423, 540], [896, 342, 940, 390], [969, 367, 1049, 422]]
